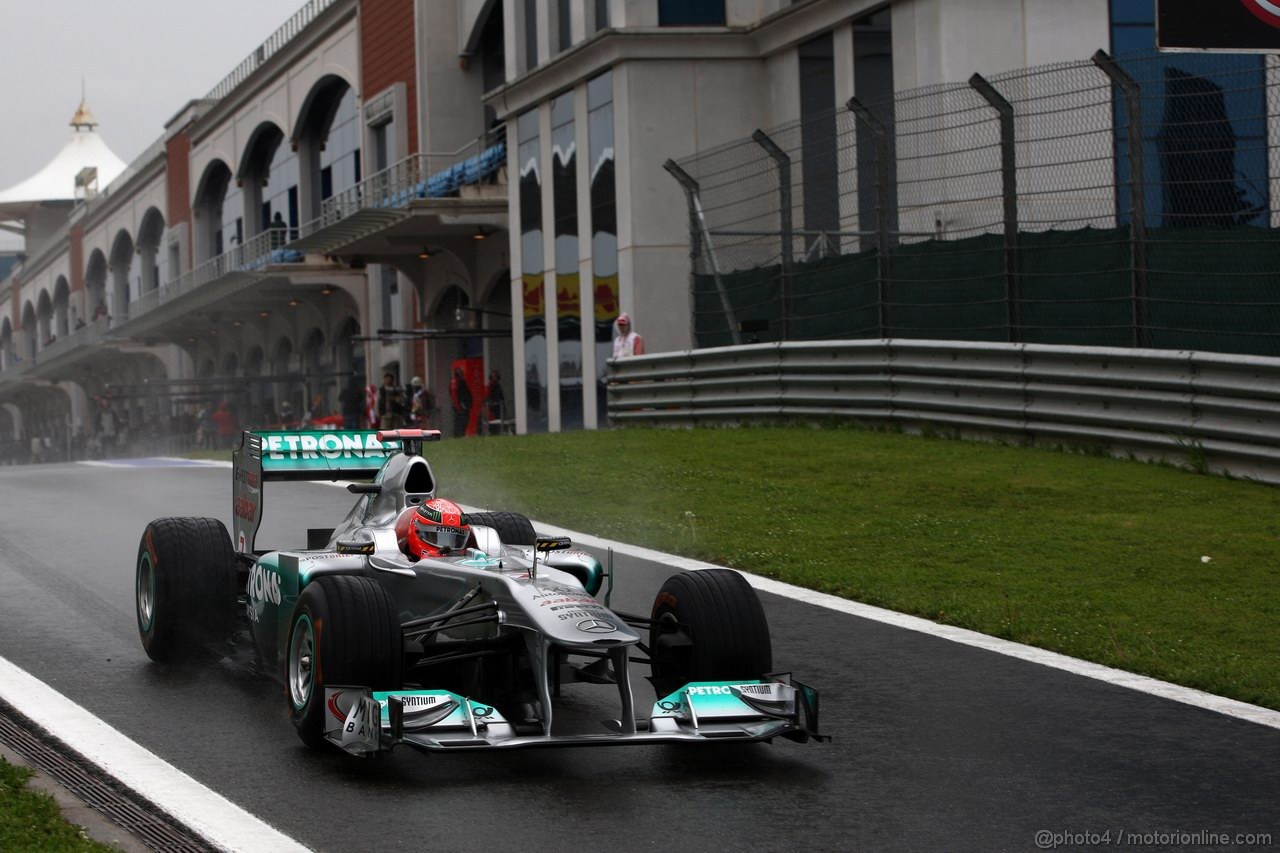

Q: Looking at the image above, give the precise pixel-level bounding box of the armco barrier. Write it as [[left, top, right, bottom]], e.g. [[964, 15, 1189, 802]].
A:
[[606, 341, 1280, 484]]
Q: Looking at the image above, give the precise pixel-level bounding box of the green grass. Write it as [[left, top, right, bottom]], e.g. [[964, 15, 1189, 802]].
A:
[[413, 425, 1280, 710], [0, 758, 117, 852]]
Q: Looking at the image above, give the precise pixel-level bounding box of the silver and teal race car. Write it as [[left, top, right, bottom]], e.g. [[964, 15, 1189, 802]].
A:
[[134, 429, 826, 756]]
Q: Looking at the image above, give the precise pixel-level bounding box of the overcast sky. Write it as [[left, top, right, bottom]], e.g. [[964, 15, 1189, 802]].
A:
[[0, 0, 310, 195]]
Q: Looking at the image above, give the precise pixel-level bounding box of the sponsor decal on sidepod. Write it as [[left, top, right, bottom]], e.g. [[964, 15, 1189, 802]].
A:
[[248, 563, 281, 605]]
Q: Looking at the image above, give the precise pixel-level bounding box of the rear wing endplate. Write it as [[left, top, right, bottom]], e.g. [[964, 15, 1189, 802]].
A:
[[231, 429, 402, 555]]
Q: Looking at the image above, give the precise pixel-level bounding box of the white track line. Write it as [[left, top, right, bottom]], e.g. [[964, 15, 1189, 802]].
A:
[[0, 656, 311, 853], [78, 458, 228, 468], [457, 506, 1280, 732]]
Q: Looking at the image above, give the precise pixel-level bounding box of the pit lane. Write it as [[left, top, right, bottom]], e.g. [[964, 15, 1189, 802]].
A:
[[0, 461, 1275, 852]]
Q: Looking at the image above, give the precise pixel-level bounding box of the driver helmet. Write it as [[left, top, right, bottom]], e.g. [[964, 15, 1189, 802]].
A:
[[403, 498, 471, 559]]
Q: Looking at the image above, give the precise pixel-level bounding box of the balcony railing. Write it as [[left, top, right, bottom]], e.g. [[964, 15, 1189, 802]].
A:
[[204, 0, 340, 103], [0, 317, 108, 376], [35, 317, 109, 363], [128, 228, 302, 321], [299, 132, 507, 238]]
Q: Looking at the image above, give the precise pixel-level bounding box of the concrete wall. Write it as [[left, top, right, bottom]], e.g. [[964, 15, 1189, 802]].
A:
[[615, 57, 767, 354], [892, 0, 1110, 90], [418, 0, 488, 154]]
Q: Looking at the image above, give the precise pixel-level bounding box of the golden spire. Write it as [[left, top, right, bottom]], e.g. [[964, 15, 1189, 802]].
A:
[[70, 98, 98, 131]]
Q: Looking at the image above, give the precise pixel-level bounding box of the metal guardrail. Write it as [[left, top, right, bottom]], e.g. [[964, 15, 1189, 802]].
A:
[[607, 340, 1280, 484], [127, 228, 298, 321], [203, 0, 339, 103]]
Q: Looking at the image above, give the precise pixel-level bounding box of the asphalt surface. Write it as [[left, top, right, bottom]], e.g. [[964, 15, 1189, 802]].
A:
[[0, 461, 1276, 852]]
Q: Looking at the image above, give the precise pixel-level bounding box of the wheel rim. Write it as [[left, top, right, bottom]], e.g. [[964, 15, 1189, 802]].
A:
[[289, 615, 315, 710], [137, 553, 155, 632]]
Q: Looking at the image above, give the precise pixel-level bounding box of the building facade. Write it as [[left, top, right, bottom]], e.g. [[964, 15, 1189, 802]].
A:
[[0, 0, 1264, 452]]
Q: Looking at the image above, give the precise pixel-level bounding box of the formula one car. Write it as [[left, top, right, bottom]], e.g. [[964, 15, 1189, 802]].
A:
[[134, 429, 825, 755]]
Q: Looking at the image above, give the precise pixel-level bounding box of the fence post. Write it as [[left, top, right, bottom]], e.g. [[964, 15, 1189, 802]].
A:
[[847, 97, 893, 339], [751, 129, 793, 340], [969, 73, 1019, 343], [663, 159, 742, 346], [1092, 49, 1147, 349]]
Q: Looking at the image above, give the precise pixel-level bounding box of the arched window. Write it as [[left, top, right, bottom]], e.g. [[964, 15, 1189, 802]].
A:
[[296, 78, 360, 225], [137, 208, 166, 292], [194, 161, 235, 262]]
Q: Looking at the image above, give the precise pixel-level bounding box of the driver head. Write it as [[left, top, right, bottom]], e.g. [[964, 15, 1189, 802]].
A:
[[404, 498, 471, 559]]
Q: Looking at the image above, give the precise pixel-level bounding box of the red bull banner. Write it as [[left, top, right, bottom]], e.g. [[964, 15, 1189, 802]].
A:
[[556, 272, 581, 320], [593, 275, 619, 324], [522, 273, 545, 320]]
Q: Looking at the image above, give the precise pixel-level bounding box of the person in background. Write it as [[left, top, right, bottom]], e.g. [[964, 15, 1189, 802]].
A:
[[378, 371, 406, 429], [195, 403, 212, 449], [450, 367, 472, 437], [270, 211, 288, 249], [612, 312, 645, 358], [364, 382, 379, 429], [484, 370, 505, 433], [409, 376, 434, 427], [212, 400, 237, 449], [340, 376, 364, 430]]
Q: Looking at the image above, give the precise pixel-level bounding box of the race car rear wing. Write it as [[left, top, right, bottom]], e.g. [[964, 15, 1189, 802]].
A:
[[231, 429, 424, 554]]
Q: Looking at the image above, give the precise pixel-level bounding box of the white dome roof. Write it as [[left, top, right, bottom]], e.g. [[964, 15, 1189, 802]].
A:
[[0, 101, 127, 215]]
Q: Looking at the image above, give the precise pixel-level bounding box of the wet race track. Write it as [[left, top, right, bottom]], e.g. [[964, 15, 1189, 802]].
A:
[[0, 461, 1276, 852]]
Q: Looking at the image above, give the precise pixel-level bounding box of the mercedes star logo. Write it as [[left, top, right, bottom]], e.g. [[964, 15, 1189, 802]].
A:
[[577, 619, 616, 633]]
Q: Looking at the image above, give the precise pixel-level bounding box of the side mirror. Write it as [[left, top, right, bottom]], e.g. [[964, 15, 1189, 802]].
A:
[[347, 483, 382, 495], [535, 536, 572, 553], [336, 536, 375, 555]]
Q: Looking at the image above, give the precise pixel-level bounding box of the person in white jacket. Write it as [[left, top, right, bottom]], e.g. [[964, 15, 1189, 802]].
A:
[[611, 313, 646, 358]]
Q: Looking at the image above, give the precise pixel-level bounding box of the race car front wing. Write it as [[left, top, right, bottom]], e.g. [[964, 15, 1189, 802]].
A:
[[323, 675, 828, 756]]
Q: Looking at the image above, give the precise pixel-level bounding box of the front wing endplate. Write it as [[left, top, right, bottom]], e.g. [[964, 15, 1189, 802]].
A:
[[322, 678, 827, 756]]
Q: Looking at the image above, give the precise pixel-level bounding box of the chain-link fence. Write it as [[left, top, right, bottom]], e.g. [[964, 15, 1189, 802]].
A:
[[669, 50, 1280, 356]]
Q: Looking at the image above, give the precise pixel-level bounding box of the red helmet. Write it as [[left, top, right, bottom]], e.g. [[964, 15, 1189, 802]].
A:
[[401, 498, 471, 558]]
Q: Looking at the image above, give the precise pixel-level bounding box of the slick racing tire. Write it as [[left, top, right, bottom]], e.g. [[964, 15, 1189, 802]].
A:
[[649, 569, 773, 698], [466, 511, 536, 546], [136, 517, 239, 663], [287, 575, 403, 749]]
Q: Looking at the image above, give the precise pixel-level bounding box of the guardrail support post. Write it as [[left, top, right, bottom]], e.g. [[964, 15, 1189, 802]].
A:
[[664, 159, 742, 346], [751, 129, 793, 341], [847, 97, 894, 339], [969, 73, 1020, 343], [1092, 50, 1147, 349]]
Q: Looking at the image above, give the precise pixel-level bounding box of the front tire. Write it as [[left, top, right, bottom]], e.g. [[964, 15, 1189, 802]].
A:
[[287, 575, 403, 749], [649, 570, 773, 697], [136, 517, 238, 662]]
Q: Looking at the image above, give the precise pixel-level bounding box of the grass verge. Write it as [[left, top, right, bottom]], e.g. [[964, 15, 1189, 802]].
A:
[[0, 757, 116, 852], [415, 425, 1280, 711]]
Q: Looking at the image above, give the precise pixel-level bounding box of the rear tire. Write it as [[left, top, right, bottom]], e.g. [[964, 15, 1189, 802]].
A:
[[649, 569, 772, 698], [287, 575, 404, 749], [466, 511, 536, 546], [136, 517, 238, 663]]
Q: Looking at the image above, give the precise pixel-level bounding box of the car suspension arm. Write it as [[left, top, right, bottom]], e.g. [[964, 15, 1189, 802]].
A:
[[401, 601, 497, 631]]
